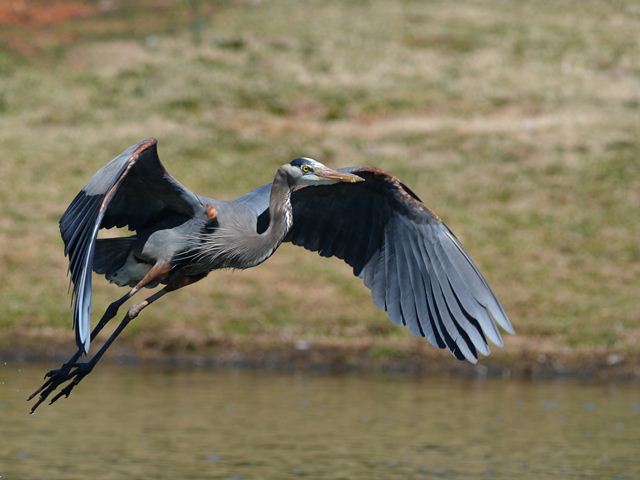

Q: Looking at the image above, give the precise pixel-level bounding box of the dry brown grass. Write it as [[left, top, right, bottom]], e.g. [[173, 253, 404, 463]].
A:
[[0, 0, 639, 367]]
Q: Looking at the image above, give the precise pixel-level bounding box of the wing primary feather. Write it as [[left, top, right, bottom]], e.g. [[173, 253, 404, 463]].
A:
[[67, 208, 100, 277], [370, 252, 388, 311], [441, 278, 489, 356], [60, 193, 91, 230], [427, 231, 491, 355], [361, 250, 377, 289], [66, 199, 100, 249], [430, 278, 470, 361], [63, 191, 85, 214], [447, 278, 488, 348], [437, 273, 484, 358], [434, 228, 508, 343], [393, 224, 424, 337], [441, 228, 513, 334], [383, 224, 404, 326], [435, 232, 502, 346], [75, 232, 100, 351], [429, 231, 503, 347], [68, 218, 98, 280], [437, 283, 481, 360], [402, 224, 443, 348], [417, 228, 467, 358], [433, 278, 477, 362], [63, 197, 101, 256], [63, 186, 100, 218], [423, 227, 480, 361], [445, 302, 478, 360], [412, 231, 447, 349]]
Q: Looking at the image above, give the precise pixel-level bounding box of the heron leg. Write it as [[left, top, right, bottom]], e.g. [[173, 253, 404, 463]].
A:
[[28, 263, 173, 411], [27, 290, 132, 405], [29, 286, 144, 400], [29, 287, 170, 413], [78, 261, 172, 344], [28, 271, 205, 413]]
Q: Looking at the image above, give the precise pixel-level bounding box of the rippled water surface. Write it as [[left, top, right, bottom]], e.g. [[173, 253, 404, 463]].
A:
[[1, 364, 639, 479]]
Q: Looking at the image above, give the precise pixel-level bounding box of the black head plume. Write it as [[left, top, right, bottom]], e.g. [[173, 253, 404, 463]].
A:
[[290, 157, 315, 168]]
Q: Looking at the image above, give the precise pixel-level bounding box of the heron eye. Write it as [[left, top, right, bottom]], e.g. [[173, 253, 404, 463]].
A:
[[301, 165, 311, 173]]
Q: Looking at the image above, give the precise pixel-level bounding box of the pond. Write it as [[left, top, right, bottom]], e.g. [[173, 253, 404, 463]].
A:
[[1, 363, 639, 479]]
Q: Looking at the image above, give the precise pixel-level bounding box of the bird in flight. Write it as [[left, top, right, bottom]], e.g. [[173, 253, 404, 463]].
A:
[[29, 138, 514, 412]]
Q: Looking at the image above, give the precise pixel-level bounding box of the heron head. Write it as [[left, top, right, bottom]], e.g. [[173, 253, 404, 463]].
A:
[[288, 157, 364, 186]]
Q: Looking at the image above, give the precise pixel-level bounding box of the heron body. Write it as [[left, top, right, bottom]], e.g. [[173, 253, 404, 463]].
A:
[[29, 138, 514, 412]]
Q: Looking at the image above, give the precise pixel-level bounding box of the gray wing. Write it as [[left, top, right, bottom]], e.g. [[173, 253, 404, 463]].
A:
[[280, 167, 514, 363], [59, 138, 201, 353]]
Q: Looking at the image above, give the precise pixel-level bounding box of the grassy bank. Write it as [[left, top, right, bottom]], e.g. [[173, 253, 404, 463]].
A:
[[0, 0, 639, 374]]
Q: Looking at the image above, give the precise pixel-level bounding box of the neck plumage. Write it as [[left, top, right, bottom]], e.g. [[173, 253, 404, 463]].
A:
[[189, 167, 294, 269], [263, 167, 294, 246]]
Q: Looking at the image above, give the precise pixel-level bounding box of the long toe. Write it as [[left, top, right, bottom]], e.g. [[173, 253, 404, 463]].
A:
[[29, 362, 93, 413], [48, 364, 93, 405]]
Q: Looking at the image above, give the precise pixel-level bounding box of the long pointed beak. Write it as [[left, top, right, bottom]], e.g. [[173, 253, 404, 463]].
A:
[[315, 167, 364, 183]]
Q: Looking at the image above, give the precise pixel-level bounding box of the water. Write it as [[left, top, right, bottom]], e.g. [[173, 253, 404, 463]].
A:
[[1, 364, 639, 479]]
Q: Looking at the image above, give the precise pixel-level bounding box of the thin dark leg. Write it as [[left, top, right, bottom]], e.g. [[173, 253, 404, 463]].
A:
[[28, 288, 168, 413], [27, 290, 135, 406], [33, 263, 171, 388]]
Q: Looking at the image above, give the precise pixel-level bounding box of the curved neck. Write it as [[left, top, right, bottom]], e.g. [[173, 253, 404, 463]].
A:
[[263, 166, 294, 245], [193, 167, 295, 270]]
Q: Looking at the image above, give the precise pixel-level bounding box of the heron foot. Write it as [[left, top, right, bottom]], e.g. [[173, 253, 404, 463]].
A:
[[28, 361, 94, 413], [44, 362, 78, 379]]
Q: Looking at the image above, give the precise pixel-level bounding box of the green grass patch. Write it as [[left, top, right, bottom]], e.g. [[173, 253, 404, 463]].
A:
[[0, 0, 638, 357]]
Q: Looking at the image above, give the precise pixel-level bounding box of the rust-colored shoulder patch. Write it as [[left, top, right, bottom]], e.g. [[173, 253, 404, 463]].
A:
[[99, 138, 159, 212], [132, 137, 158, 157], [353, 166, 441, 221], [206, 204, 218, 220]]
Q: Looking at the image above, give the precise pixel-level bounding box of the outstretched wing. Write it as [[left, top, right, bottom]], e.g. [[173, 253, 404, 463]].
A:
[[59, 138, 202, 353], [284, 167, 514, 363]]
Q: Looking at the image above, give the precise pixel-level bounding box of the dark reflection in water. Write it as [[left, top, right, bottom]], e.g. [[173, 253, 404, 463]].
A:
[[1, 364, 639, 479]]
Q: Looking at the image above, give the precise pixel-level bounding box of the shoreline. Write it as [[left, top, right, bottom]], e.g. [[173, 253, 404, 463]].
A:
[[2, 329, 638, 381]]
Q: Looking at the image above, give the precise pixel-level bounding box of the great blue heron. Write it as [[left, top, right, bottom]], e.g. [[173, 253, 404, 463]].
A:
[[29, 138, 514, 412]]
